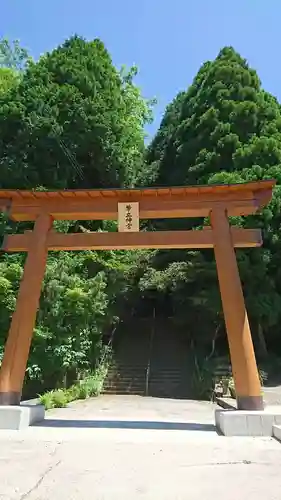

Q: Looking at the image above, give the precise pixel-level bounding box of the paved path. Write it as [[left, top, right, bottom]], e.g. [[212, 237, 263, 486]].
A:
[[264, 385, 281, 406], [0, 395, 281, 499]]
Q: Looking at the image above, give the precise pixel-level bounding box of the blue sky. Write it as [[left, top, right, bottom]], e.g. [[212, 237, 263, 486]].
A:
[[1, 1, 280, 139]]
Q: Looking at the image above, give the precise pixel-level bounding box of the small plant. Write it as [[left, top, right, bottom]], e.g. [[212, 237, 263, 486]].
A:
[[66, 384, 80, 402], [51, 389, 68, 408], [39, 391, 55, 410], [76, 383, 90, 399], [78, 371, 104, 398], [87, 375, 103, 396]]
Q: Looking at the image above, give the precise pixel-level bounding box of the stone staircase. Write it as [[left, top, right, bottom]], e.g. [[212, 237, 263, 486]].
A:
[[103, 364, 147, 395], [103, 319, 192, 399], [148, 366, 188, 399]]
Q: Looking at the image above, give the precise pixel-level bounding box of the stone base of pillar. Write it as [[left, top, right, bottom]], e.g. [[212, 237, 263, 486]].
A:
[[0, 401, 45, 430], [215, 408, 281, 436], [0, 391, 21, 406], [236, 395, 264, 410]]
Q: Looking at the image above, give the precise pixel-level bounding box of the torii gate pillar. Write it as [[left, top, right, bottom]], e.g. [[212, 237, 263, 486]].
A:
[[211, 209, 263, 410], [0, 214, 52, 405]]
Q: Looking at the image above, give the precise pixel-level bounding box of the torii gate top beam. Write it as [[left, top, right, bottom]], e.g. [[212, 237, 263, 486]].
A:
[[0, 180, 275, 222]]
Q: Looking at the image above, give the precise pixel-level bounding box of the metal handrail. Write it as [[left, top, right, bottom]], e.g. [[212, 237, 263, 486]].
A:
[[145, 308, 155, 396]]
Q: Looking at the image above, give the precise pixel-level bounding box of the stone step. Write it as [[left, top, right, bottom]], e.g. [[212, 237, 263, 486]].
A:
[[106, 367, 144, 372], [104, 382, 146, 389], [104, 378, 146, 385], [107, 372, 183, 379], [106, 373, 146, 380], [105, 376, 183, 385], [108, 366, 184, 373], [105, 379, 182, 386], [103, 327, 191, 397], [102, 389, 145, 395]]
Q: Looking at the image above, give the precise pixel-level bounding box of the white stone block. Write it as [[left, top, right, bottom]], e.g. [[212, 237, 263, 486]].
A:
[[214, 409, 222, 429], [273, 424, 281, 442], [273, 414, 281, 426], [222, 411, 248, 436], [260, 413, 274, 436], [246, 414, 263, 436], [215, 408, 281, 437], [0, 401, 45, 430]]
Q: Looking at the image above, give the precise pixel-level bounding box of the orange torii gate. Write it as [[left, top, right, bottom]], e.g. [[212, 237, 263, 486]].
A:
[[0, 180, 275, 410]]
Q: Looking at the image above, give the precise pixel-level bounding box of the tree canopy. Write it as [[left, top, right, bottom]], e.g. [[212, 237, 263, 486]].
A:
[[0, 36, 154, 190], [146, 46, 281, 356]]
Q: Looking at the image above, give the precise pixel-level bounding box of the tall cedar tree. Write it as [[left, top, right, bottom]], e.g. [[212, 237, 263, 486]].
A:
[[145, 47, 281, 355]]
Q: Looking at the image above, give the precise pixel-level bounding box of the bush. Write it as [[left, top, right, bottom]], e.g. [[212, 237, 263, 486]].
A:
[[39, 389, 68, 409], [39, 359, 110, 409], [83, 375, 102, 396], [39, 391, 55, 410], [66, 384, 80, 402], [76, 383, 90, 399], [51, 389, 69, 408]]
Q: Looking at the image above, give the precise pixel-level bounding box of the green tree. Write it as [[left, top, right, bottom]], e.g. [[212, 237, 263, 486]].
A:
[[0, 36, 154, 395], [0, 38, 30, 70], [0, 38, 30, 96], [0, 36, 153, 190], [147, 46, 281, 356], [0, 67, 19, 95]]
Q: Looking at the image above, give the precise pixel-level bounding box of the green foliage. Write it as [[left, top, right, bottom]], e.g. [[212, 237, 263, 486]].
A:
[[0, 38, 30, 97], [147, 45, 281, 358], [0, 35, 153, 190], [39, 348, 112, 409], [0, 38, 30, 70], [0, 35, 154, 397], [51, 389, 69, 408], [40, 388, 70, 409], [39, 391, 56, 410], [0, 68, 19, 95]]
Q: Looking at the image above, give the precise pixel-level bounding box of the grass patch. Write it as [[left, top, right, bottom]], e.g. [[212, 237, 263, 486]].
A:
[[39, 372, 106, 409], [39, 351, 112, 410]]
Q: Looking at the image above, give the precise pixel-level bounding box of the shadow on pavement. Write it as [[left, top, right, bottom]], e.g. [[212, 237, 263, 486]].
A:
[[35, 419, 216, 431]]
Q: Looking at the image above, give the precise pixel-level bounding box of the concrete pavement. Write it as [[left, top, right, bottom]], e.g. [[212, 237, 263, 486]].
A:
[[0, 395, 281, 499]]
